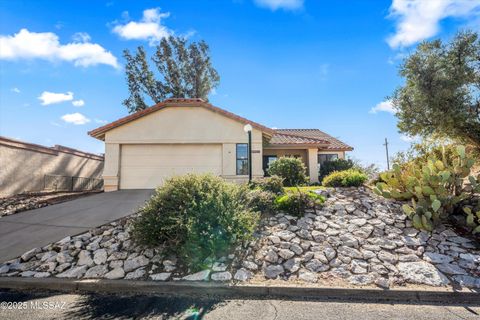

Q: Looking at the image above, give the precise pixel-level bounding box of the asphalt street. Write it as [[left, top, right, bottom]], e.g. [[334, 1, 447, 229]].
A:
[[0, 289, 479, 320]]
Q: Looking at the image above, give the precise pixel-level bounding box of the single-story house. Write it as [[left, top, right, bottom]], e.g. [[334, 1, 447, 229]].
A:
[[88, 98, 352, 191]]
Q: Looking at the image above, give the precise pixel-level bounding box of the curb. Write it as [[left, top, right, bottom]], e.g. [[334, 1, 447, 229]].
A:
[[0, 278, 479, 305]]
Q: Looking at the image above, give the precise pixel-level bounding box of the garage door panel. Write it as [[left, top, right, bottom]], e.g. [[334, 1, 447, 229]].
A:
[[120, 144, 222, 189]]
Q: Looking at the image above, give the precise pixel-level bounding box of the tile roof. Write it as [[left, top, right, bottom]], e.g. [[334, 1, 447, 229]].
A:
[[268, 132, 330, 145], [88, 98, 352, 151], [88, 98, 274, 140], [272, 129, 353, 151]]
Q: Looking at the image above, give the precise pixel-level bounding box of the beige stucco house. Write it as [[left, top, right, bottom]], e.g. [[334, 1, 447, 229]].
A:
[[89, 98, 352, 191]]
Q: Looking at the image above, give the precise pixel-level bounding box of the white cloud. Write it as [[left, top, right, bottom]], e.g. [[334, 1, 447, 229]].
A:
[[72, 99, 85, 107], [38, 91, 73, 105], [112, 8, 171, 46], [254, 0, 303, 11], [94, 118, 108, 124], [370, 100, 396, 114], [0, 29, 119, 68], [72, 32, 91, 43], [61, 112, 91, 125], [11, 87, 20, 93], [387, 0, 480, 48]]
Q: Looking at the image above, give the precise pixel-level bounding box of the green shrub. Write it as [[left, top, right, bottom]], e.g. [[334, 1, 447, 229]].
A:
[[132, 174, 260, 270], [246, 189, 277, 213], [319, 159, 354, 179], [249, 175, 284, 195], [267, 157, 308, 187], [275, 189, 325, 216], [374, 145, 480, 234], [322, 169, 367, 187]]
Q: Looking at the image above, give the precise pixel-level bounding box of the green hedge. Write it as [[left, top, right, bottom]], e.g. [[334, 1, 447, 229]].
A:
[[322, 169, 367, 187]]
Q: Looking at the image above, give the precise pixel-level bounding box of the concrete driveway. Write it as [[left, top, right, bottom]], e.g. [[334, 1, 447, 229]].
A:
[[0, 190, 154, 262]]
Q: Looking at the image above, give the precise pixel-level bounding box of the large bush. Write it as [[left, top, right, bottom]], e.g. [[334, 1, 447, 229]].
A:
[[319, 159, 354, 179], [267, 157, 308, 187], [374, 145, 480, 234], [249, 175, 284, 195], [132, 174, 260, 270], [246, 189, 277, 213], [275, 189, 325, 216], [322, 169, 367, 187]]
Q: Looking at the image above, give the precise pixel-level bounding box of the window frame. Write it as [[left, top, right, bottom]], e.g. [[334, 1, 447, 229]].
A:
[[236, 143, 249, 175]]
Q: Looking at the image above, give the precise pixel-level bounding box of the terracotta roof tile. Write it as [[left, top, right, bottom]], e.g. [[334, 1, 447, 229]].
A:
[[268, 132, 330, 145], [273, 129, 353, 151]]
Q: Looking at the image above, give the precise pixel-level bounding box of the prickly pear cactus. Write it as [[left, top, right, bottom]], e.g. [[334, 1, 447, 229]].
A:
[[374, 145, 480, 233]]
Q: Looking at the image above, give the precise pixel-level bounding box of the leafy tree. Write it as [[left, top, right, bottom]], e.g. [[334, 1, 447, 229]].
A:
[[391, 31, 480, 147], [123, 36, 220, 113]]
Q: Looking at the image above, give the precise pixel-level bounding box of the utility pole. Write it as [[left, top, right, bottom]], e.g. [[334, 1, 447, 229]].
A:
[[383, 138, 390, 170]]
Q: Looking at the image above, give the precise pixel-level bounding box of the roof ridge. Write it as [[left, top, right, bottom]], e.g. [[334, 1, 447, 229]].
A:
[[89, 99, 274, 139]]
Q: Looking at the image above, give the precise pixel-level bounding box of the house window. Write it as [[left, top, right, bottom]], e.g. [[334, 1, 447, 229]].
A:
[[236, 143, 249, 175], [318, 154, 338, 166], [263, 155, 277, 176]]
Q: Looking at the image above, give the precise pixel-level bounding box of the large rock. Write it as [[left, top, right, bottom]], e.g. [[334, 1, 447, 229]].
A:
[[21, 248, 41, 262], [278, 249, 295, 260], [104, 267, 125, 280], [84, 265, 109, 278], [349, 274, 374, 286], [298, 270, 318, 283], [305, 259, 329, 272], [56, 265, 88, 279], [234, 268, 253, 281], [435, 263, 467, 275], [397, 262, 449, 286], [93, 249, 108, 265], [125, 268, 146, 280], [453, 275, 480, 288], [0, 265, 10, 274], [211, 271, 232, 281], [242, 261, 258, 271], [182, 270, 210, 281], [423, 252, 453, 264], [56, 252, 73, 264], [77, 250, 94, 267], [264, 265, 284, 279], [275, 230, 296, 241], [150, 273, 171, 281], [124, 255, 149, 272]]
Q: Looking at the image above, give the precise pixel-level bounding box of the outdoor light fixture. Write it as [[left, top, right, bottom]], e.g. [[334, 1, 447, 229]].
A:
[[243, 124, 253, 182]]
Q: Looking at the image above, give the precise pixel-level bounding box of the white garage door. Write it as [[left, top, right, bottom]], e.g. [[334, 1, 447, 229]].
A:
[[120, 144, 222, 189]]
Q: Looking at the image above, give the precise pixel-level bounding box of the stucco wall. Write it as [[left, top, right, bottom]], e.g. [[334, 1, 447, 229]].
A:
[[103, 106, 264, 190], [0, 139, 104, 196]]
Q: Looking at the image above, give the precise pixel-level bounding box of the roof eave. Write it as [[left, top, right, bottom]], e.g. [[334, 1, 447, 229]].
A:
[[87, 100, 275, 140]]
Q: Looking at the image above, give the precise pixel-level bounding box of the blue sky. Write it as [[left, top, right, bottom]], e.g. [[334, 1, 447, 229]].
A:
[[1, 0, 479, 168]]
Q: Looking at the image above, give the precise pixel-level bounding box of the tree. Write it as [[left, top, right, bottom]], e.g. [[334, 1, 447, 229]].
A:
[[391, 31, 480, 147], [123, 36, 220, 113]]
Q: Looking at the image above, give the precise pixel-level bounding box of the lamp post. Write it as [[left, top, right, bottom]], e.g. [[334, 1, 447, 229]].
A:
[[243, 124, 253, 182]]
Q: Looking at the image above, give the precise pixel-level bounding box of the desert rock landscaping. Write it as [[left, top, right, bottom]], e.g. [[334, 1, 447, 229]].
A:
[[0, 191, 101, 218], [1, 187, 478, 290]]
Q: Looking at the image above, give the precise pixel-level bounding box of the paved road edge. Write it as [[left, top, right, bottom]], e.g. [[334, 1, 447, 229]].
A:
[[0, 278, 479, 305]]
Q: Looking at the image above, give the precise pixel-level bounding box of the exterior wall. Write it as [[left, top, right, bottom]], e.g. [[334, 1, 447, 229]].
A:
[[307, 148, 319, 183], [103, 106, 264, 190], [0, 139, 104, 196], [262, 148, 348, 183]]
